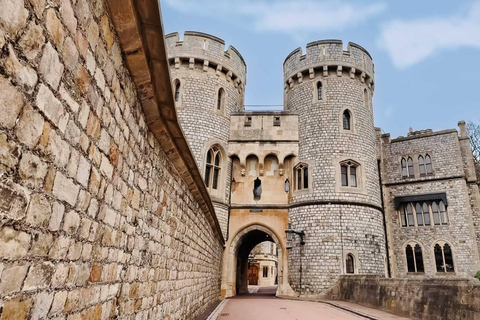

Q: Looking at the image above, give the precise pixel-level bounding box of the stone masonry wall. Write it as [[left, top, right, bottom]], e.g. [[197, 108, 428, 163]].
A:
[[0, 1, 223, 319]]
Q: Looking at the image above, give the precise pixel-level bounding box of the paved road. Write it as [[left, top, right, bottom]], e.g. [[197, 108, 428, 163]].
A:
[[211, 286, 409, 320]]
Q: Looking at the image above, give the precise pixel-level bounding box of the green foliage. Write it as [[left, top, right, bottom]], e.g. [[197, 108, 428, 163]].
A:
[[475, 271, 480, 280]]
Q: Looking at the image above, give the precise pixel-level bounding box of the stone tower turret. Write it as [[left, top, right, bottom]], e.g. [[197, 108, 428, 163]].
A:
[[283, 40, 385, 296], [165, 31, 247, 238]]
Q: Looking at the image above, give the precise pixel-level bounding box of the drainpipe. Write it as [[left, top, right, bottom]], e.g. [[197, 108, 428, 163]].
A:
[[226, 157, 234, 241], [378, 160, 391, 278]]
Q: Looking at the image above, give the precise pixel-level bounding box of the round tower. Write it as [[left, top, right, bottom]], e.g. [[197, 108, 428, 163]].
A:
[[284, 40, 385, 296], [165, 31, 247, 238]]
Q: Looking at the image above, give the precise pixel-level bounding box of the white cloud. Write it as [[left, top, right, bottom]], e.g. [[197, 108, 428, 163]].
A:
[[163, 0, 385, 37], [378, 2, 480, 69]]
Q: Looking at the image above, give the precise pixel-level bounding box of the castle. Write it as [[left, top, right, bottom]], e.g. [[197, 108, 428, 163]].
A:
[[165, 31, 480, 297]]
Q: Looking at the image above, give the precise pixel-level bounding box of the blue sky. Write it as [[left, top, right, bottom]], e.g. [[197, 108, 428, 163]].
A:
[[160, 0, 480, 138]]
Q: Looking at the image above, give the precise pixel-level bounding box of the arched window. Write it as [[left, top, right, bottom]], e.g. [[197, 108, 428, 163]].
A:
[[364, 89, 368, 108], [434, 242, 455, 273], [340, 160, 358, 187], [401, 203, 414, 227], [217, 88, 225, 111], [346, 254, 355, 274], [407, 157, 414, 177], [418, 156, 425, 176], [439, 201, 448, 225], [205, 146, 221, 191], [401, 158, 408, 178], [414, 202, 430, 226], [295, 163, 308, 190], [425, 155, 432, 175], [317, 81, 323, 100], [253, 177, 262, 201], [174, 80, 181, 102], [342, 110, 351, 130], [405, 243, 424, 273]]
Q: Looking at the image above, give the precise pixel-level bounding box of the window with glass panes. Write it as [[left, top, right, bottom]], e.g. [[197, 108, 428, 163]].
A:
[[400, 201, 448, 227]]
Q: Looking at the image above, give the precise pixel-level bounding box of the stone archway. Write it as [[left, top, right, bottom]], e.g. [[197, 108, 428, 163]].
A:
[[221, 224, 296, 298]]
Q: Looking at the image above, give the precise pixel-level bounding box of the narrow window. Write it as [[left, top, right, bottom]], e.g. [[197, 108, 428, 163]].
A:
[[317, 81, 323, 100], [405, 244, 415, 272], [364, 89, 368, 108], [415, 203, 424, 226], [295, 164, 309, 190], [419, 155, 425, 175], [432, 202, 441, 225], [273, 116, 281, 126], [414, 244, 425, 272], [244, 116, 252, 126], [343, 110, 351, 130], [174, 80, 181, 102], [346, 254, 355, 274], [401, 205, 407, 227], [253, 177, 262, 200], [349, 166, 357, 187], [203, 39, 207, 49], [263, 266, 268, 277], [401, 158, 408, 178], [406, 203, 414, 227], [205, 147, 221, 191], [303, 167, 309, 189], [422, 202, 430, 226], [217, 88, 225, 111], [341, 165, 348, 186], [407, 157, 414, 177], [435, 242, 455, 273], [297, 167, 302, 190], [406, 244, 424, 273], [425, 155, 432, 175], [439, 201, 448, 225]]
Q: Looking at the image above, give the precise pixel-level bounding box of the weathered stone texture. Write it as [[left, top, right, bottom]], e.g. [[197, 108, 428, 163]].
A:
[[0, 2, 223, 319]]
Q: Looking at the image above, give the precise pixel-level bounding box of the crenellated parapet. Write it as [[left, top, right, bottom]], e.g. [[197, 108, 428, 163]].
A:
[[166, 31, 247, 88], [283, 40, 374, 90]]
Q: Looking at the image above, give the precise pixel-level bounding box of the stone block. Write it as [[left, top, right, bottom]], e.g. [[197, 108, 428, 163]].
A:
[[62, 37, 79, 71], [1, 44, 38, 93], [0, 75, 24, 129], [49, 201, 65, 231], [0, 226, 31, 259], [86, 20, 99, 51], [65, 119, 81, 146], [15, 105, 44, 148], [60, 0, 77, 35], [98, 129, 110, 154], [39, 42, 64, 90], [0, 264, 29, 295], [89, 166, 101, 195], [31, 291, 54, 320], [0, 0, 28, 35], [66, 148, 80, 178], [29, 232, 53, 257], [0, 133, 20, 173], [28, 0, 46, 18], [26, 194, 51, 227], [48, 235, 71, 260], [49, 290, 68, 315], [51, 263, 69, 288], [59, 84, 80, 113], [63, 210, 80, 235], [0, 297, 33, 320], [75, 0, 91, 28], [76, 189, 91, 212], [46, 129, 71, 169], [75, 64, 90, 95], [87, 197, 99, 218], [100, 15, 114, 50], [77, 155, 91, 187], [67, 241, 82, 260], [0, 180, 29, 220], [35, 84, 68, 132], [52, 171, 80, 206], [86, 111, 101, 140], [46, 8, 65, 49], [18, 21, 45, 61], [100, 154, 113, 179], [19, 152, 47, 188]]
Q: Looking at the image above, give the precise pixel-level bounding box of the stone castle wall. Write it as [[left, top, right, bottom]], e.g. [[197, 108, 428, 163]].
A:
[[284, 40, 385, 296], [381, 130, 480, 277], [0, 1, 223, 319], [166, 32, 247, 238]]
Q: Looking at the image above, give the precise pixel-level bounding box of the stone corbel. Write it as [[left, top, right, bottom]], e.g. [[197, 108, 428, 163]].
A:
[[216, 65, 222, 76], [309, 68, 314, 79], [350, 67, 355, 79], [368, 78, 373, 88], [227, 70, 232, 82], [288, 77, 293, 89], [360, 72, 366, 83], [234, 79, 240, 88], [297, 72, 303, 84], [189, 58, 194, 69], [337, 65, 342, 77], [323, 65, 328, 77], [174, 57, 180, 69], [203, 60, 209, 72]]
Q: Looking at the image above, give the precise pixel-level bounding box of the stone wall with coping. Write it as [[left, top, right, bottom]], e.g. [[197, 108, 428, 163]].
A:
[[329, 275, 480, 320], [0, 0, 223, 319]]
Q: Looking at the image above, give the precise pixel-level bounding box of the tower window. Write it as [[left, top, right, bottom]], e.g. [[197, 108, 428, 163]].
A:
[[317, 81, 323, 100], [342, 110, 351, 130], [364, 89, 368, 108], [340, 160, 358, 187], [253, 177, 262, 201], [346, 254, 355, 274], [205, 146, 221, 191], [174, 80, 181, 102], [273, 116, 281, 126], [407, 157, 414, 177], [294, 163, 309, 190], [405, 243, 424, 273], [217, 88, 225, 111], [434, 242, 454, 273]]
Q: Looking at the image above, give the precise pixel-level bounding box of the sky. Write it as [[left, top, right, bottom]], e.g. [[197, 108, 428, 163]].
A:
[[160, 0, 480, 138]]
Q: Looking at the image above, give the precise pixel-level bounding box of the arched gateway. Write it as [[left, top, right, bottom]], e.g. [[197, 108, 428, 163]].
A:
[[221, 223, 296, 297]]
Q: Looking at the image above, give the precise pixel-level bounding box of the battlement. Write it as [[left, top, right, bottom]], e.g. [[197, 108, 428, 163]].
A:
[[283, 40, 374, 86], [166, 31, 246, 83]]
